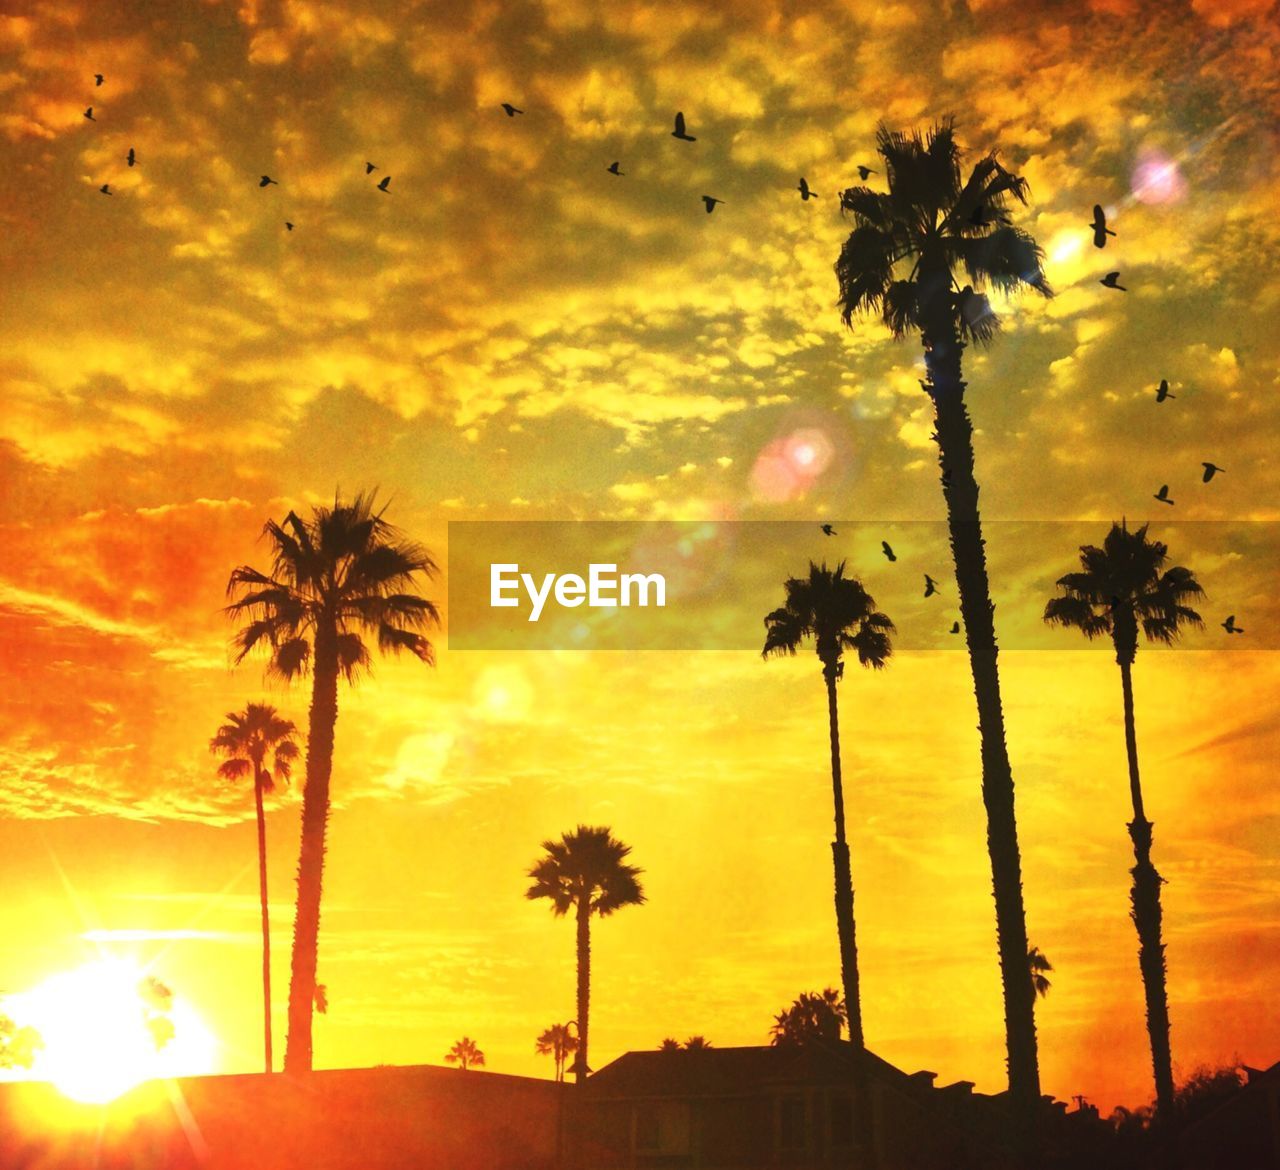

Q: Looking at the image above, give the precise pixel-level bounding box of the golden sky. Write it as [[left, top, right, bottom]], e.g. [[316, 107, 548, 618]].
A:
[[1, 0, 1279, 1115]]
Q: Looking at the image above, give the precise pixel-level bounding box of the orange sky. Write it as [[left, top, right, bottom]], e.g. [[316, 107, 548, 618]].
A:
[[1, 0, 1279, 1116]]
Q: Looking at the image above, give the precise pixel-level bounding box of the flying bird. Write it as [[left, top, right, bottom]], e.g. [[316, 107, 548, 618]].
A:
[[1153, 484, 1174, 506], [1221, 615, 1244, 635], [365, 162, 377, 174], [1202, 462, 1225, 483], [797, 177, 818, 201], [1089, 204, 1116, 248], [881, 541, 896, 562], [94, 73, 104, 86], [285, 221, 294, 231], [924, 574, 939, 598], [127, 147, 135, 167], [701, 195, 722, 214], [501, 103, 523, 117], [377, 175, 391, 192], [259, 175, 278, 187], [821, 524, 837, 536], [950, 621, 961, 634], [856, 165, 876, 180], [84, 107, 96, 121], [607, 161, 624, 176], [671, 111, 696, 141], [99, 183, 111, 195], [1155, 379, 1175, 402], [1100, 271, 1127, 291]]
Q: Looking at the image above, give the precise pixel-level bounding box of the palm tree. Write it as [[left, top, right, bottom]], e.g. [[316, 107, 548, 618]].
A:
[[1028, 946, 1053, 1000], [225, 492, 439, 1074], [210, 702, 299, 1073], [445, 1037, 485, 1070], [762, 561, 893, 1051], [536, 1023, 578, 1082], [770, 989, 846, 1046], [835, 121, 1052, 1110], [683, 1035, 712, 1051], [658, 1038, 682, 1052], [526, 826, 645, 1088], [1044, 520, 1203, 1117]]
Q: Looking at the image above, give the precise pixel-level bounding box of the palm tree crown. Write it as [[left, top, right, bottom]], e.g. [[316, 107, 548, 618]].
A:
[[770, 989, 847, 1047], [536, 1023, 578, 1082], [445, 1037, 485, 1070], [1028, 946, 1053, 1000], [836, 119, 1051, 355], [526, 826, 646, 919], [762, 561, 894, 676], [1044, 521, 1204, 664], [210, 703, 299, 790], [226, 490, 440, 680]]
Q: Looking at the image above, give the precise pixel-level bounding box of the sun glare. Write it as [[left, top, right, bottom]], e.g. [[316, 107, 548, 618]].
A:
[[1, 959, 217, 1104]]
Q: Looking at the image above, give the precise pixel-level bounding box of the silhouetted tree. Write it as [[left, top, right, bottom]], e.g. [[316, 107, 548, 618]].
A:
[[836, 120, 1052, 1111], [770, 989, 846, 1046], [445, 1037, 485, 1070], [658, 1038, 682, 1052], [537, 1023, 578, 1082], [210, 702, 299, 1073], [683, 1035, 712, 1050], [1028, 946, 1053, 999], [226, 492, 439, 1073], [763, 561, 893, 1050], [1045, 521, 1203, 1118], [526, 826, 645, 1088], [1172, 1063, 1246, 1126]]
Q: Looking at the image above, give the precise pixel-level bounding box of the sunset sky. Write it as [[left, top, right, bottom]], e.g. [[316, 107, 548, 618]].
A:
[[1, 0, 1279, 1115]]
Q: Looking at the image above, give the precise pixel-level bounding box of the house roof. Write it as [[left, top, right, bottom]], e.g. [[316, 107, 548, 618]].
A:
[[585, 1041, 936, 1100]]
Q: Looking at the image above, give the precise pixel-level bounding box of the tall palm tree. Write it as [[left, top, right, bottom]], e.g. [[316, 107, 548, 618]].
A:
[[526, 826, 645, 1088], [209, 703, 299, 1073], [536, 1023, 578, 1082], [1044, 520, 1203, 1117], [835, 121, 1052, 1109], [762, 561, 893, 1051], [225, 492, 439, 1074], [1027, 946, 1053, 1000], [445, 1037, 485, 1070]]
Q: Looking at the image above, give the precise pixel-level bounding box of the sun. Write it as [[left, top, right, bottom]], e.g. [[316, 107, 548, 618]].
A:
[[1, 958, 218, 1104]]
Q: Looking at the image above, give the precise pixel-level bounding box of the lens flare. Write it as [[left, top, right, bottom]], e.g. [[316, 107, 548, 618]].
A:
[[750, 428, 836, 502], [1131, 148, 1187, 205]]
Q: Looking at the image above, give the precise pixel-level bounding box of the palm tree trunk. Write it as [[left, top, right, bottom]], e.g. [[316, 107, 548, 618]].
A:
[[825, 666, 864, 1051], [254, 765, 273, 1074], [924, 293, 1040, 1113], [574, 900, 590, 1087], [1118, 658, 1175, 1118], [283, 622, 339, 1075]]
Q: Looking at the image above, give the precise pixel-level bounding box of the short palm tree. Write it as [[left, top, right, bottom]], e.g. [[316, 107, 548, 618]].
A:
[[658, 1038, 682, 1052], [445, 1037, 484, 1070], [683, 1035, 712, 1051], [526, 826, 645, 1088], [770, 989, 846, 1047], [210, 702, 299, 1073], [1028, 946, 1053, 1000], [836, 120, 1053, 1109], [226, 492, 439, 1073], [763, 561, 893, 1051], [1044, 520, 1203, 1117], [536, 1023, 578, 1082]]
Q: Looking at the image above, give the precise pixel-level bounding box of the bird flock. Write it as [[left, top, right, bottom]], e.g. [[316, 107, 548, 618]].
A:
[[77, 74, 1243, 638]]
